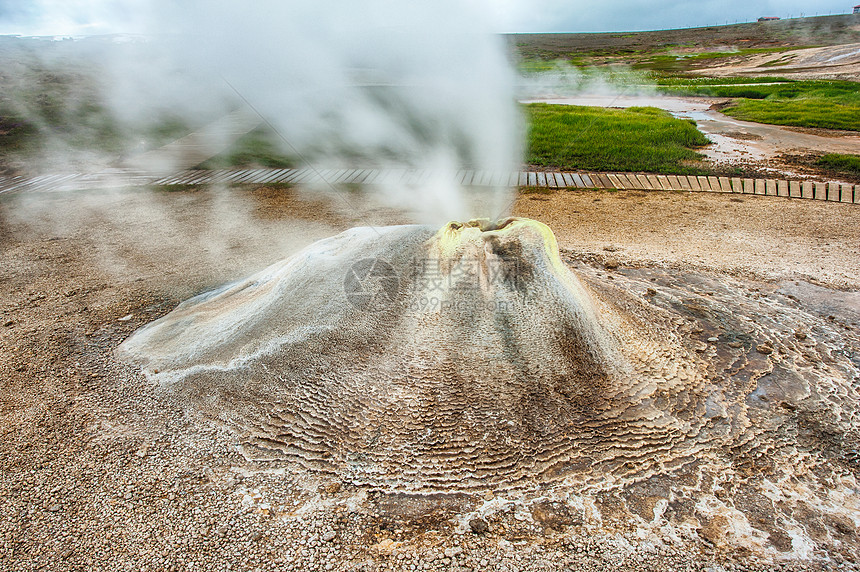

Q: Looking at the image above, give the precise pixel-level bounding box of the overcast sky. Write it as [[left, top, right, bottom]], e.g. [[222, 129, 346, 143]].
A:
[[0, 0, 856, 36]]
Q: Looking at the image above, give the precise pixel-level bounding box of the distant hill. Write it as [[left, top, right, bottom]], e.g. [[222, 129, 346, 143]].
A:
[[508, 14, 860, 59]]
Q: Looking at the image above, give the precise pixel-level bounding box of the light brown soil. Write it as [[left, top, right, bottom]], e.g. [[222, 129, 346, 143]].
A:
[[0, 185, 857, 571], [515, 188, 860, 288]]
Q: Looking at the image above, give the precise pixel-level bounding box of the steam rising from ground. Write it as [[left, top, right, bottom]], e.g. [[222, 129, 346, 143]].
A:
[[3, 1, 524, 224], [162, 1, 524, 221], [516, 61, 656, 99]]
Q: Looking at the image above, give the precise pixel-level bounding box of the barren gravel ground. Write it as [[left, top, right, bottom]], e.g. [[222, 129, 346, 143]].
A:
[[516, 188, 860, 289], [0, 185, 857, 571], [694, 43, 860, 81]]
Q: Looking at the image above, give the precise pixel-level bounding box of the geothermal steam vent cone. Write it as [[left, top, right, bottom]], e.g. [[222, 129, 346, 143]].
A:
[[118, 218, 684, 489]]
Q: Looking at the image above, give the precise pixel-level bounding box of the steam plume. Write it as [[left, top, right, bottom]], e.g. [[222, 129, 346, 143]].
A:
[[133, 0, 524, 223]]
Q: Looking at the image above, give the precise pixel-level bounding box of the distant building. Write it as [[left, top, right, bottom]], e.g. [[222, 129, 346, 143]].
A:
[[757, 16, 781, 21], [854, 4, 860, 14]]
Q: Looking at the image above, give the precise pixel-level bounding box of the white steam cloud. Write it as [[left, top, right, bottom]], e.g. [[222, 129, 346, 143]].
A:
[[2, 0, 524, 224], [101, 0, 524, 223], [515, 61, 656, 99]]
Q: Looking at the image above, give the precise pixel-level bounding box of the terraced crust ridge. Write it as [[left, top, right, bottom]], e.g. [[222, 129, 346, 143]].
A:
[[118, 219, 859, 497]]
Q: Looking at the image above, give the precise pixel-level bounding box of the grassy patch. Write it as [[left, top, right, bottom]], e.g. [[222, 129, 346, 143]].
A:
[[518, 60, 565, 74], [197, 126, 297, 169], [657, 78, 857, 99], [521, 186, 555, 194], [0, 67, 198, 172], [723, 97, 859, 131], [518, 62, 652, 91], [524, 103, 709, 174], [655, 76, 792, 86], [658, 79, 860, 131], [815, 154, 860, 176], [722, 98, 860, 131], [0, 114, 40, 159], [0, 67, 121, 167]]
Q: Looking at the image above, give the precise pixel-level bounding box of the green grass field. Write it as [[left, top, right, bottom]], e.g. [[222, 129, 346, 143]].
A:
[[197, 126, 296, 170], [656, 78, 858, 100], [657, 79, 860, 131], [520, 57, 860, 132], [721, 97, 860, 131], [0, 83, 196, 171], [815, 153, 860, 177], [524, 103, 710, 174], [655, 76, 793, 86]]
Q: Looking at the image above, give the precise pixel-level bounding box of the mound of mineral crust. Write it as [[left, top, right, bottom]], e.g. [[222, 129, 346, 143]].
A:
[[119, 217, 859, 559], [120, 218, 691, 487]]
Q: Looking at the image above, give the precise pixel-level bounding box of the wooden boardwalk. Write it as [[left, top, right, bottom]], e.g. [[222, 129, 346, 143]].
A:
[[1, 168, 857, 204], [154, 168, 860, 204]]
